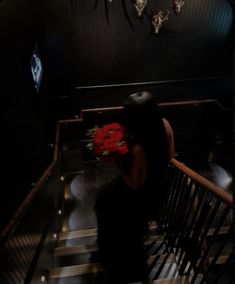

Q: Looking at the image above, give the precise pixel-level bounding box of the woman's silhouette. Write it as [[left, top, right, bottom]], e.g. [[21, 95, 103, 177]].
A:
[[94, 91, 174, 283]]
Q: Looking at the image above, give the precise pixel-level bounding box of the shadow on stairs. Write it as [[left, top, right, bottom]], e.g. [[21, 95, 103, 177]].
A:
[[47, 224, 190, 284]]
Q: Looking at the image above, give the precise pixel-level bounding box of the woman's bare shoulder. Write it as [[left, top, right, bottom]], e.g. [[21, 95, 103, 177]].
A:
[[132, 143, 144, 153]]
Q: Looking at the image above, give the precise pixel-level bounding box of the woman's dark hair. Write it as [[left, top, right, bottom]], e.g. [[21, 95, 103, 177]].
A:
[[121, 91, 169, 219], [121, 91, 168, 168], [121, 92, 165, 144]]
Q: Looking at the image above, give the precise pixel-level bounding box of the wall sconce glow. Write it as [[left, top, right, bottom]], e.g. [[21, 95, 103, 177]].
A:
[[30, 44, 43, 93]]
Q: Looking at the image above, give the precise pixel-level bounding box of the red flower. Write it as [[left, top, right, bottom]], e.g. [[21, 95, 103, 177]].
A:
[[91, 123, 129, 162]]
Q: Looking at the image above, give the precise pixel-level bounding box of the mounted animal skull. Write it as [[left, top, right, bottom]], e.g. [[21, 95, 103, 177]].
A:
[[152, 10, 170, 34], [173, 0, 184, 15], [133, 0, 148, 17]]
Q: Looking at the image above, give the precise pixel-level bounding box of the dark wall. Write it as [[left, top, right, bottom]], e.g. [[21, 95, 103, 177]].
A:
[[35, 0, 234, 112], [69, 0, 233, 86], [37, 0, 233, 85], [0, 0, 51, 230]]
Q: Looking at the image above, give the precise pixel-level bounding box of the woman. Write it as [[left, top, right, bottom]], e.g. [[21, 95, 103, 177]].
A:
[[120, 91, 174, 220], [94, 91, 174, 283]]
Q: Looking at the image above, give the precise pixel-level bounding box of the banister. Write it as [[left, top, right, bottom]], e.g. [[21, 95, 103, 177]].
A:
[[54, 118, 83, 161], [0, 118, 83, 243], [0, 161, 57, 243], [0, 101, 230, 244], [170, 158, 233, 207], [79, 99, 224, 119], [0, 105, 232, 283]]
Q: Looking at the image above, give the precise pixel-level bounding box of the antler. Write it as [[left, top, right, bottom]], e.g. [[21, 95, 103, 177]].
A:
[[173, 0, 185, 15], [133, 0, 148, 17], [152, 10, 170, 34]]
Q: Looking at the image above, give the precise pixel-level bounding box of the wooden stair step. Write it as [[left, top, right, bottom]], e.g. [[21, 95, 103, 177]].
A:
[[59, 228, 97, 240], [209, 255, 229, 265], [49, 253, 175, 279], [207, 226, 230, 236], [58, 222, 159, 241], [152, 276, 188, 283], [147, 254, 176, 266], [49, 262, 105, 279], [149, 253, 180, 280], [54, 244, 97, 256], [48, 273, 107, 284], [54, 235, 163, 257]]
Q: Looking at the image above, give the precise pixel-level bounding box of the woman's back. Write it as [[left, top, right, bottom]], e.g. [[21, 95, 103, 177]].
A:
[[93, 91, 174, 282], [120, 91, 169, 219]]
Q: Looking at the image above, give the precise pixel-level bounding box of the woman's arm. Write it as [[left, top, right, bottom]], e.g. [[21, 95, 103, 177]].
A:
[[119, 144, 147, 190], [163, 118, 175, 161]]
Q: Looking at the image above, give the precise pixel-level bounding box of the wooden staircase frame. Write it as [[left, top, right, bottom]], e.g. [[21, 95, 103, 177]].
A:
[[0, 100, 233, 283]]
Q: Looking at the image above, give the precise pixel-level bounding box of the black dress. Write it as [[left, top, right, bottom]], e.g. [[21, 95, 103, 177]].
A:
[[94, 117, 169, 283], [94, 175, 148, 283]]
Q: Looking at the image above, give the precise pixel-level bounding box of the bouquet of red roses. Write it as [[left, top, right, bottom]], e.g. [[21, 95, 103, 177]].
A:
[[87, 123, 129, 162]]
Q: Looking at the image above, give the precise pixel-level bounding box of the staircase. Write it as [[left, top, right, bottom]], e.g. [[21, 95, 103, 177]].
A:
[[46, 118, 184, 283], [46, 163, 190, 284], [44, 155, 233, 284], [48, 225, 189, 283], [0, 111, 233, 283], [45, 114, 233, 284]]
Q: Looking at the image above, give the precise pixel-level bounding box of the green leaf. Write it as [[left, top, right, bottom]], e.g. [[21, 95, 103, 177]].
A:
[[116, 141, 124, 146], [86, 125, 100, 137], [102, 150, 110, 155]]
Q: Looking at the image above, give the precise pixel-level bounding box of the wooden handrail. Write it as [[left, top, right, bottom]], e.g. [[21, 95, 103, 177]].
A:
[[80, 106, 123, 119], [0, 100, 229, 243], [0, 118, 83, 242], [171, 158, 233, 207], [80, 99, 224, 119], [0, 161, 57, 243], [54, 118, 83, 161], [58, 118, 83, 124]]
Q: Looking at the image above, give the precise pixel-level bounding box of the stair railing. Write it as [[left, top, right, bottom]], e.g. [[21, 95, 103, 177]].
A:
[[160, 158, 233, 284], [0, 119, 67, 284], [0, 108, 232, 283]]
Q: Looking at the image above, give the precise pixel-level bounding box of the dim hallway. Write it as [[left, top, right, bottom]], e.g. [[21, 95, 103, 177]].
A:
[[0, 100, 233, 284]]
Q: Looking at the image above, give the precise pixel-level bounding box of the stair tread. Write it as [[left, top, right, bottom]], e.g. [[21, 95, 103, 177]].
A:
[[148, 254, 176, 266], [207, 226, 230, 236], [209, 255, 229, 264], [50, 224, 179, 280], [54, 243, 97, 255], [49, 253, 176, 279], [59, 228, 97, 240], [59, 222, 159, 241], [54, 235, 163, 256], [49, 262, 105, 278], [152, 276, 188, 283]]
